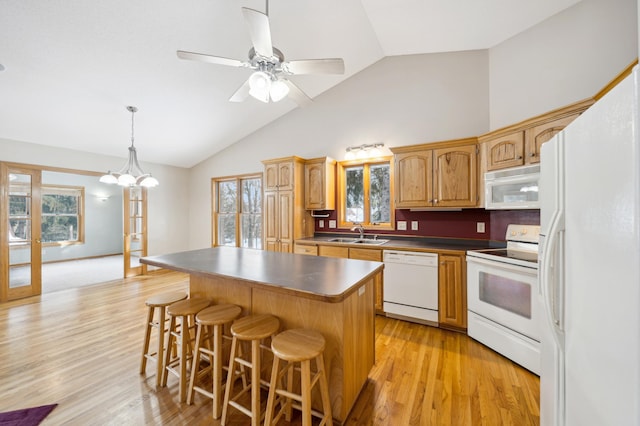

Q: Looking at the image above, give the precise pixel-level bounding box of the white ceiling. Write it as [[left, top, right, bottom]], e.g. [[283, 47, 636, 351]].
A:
[[0, 0, 582, 169]]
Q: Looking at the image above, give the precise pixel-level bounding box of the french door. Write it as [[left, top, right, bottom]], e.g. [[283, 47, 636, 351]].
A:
[[124, 186, 147, 277], [1, 164, 42, 302]]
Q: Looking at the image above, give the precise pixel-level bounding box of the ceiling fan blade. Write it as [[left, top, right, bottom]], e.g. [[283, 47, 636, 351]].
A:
[[242, 7, 273, 58], [283, 80, 312, 107], [229, 78, 251, 102], [283, 58, 345, 75], [177, 50, 245, 68]]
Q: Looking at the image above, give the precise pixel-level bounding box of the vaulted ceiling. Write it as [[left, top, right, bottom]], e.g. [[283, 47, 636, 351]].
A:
[[0, 0, 581, 168]]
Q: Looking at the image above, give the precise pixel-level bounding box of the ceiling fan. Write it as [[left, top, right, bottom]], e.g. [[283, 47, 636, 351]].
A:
[[177, 3, 344, 106]]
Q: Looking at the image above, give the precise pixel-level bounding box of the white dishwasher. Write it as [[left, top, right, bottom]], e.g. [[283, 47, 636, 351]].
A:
[[383, 250, 439, 325]]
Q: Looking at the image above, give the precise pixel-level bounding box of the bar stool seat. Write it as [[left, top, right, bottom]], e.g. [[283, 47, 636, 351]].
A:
[[264, 328, 333, 426], [161, 297, 211, 403], [221, 313, 280, 426], [187, 304, 242, 419], [140, 291, 187, 388]]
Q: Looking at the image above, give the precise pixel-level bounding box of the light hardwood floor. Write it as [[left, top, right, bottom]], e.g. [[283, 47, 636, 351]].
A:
[[0, 271, 539, 425]]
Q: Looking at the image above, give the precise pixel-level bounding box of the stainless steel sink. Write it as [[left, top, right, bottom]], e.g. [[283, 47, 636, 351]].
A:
[[353, 239, 389, 245], [327, 238, 359, 243], [327, 237, 389, 245]]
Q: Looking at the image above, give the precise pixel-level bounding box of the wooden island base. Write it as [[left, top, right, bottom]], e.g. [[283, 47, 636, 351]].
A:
[[142, 247, 381, 424]]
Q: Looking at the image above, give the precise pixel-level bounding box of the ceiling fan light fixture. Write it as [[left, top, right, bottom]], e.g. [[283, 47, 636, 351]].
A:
[[270, 79, 289, 102], [249, 71, 271, 102]]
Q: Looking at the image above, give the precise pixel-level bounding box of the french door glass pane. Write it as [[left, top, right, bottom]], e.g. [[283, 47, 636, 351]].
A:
[[8, 173, 33, 289], [369, 164, 390, 223], [345, 166, 364, 223], [241, 214, 262, 249]]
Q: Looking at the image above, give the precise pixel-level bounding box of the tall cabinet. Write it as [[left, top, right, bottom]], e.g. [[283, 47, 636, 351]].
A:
[[263, 156, 313, 252]]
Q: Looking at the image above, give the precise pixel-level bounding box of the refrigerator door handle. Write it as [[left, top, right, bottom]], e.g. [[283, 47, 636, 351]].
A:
[[541, 209, 565, 349]]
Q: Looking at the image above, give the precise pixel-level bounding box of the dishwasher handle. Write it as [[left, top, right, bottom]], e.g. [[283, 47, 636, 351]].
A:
[[383, 250, 438, 267]]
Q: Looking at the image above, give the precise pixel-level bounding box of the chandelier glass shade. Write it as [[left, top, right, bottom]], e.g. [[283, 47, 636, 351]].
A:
[[99, 106, 159, 188]]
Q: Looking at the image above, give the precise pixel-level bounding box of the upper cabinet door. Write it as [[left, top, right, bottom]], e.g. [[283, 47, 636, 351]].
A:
[[276, 161, 295, 191], [304, 158, 335, 210], [394, 150, 433, 208], [484, 132, 525, 171], [264, 163, 279, 191], [525, 113, 579, 164], [432, 145, 478, 207]]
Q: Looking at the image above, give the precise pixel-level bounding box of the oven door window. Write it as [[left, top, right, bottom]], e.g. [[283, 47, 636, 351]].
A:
[[479, 272, 531, 318]]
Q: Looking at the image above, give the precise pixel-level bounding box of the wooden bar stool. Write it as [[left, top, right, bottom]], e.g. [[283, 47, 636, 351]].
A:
[[140, 291, 187, 388], [161, 297, 211, 403], [187, 304, 242, 419], [221, 314, 280, 426], [264, 328, 333, 426]]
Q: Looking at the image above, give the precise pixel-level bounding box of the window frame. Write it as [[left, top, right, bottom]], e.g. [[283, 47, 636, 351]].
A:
[[211, 173, 263, 249], [9, 183, 85, 247], [336, 156, 395, 231]]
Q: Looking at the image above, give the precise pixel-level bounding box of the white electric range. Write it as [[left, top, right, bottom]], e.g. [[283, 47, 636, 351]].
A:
[[466, 224, 541, 375]]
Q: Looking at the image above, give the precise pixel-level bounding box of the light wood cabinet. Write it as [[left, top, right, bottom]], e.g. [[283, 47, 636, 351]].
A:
[[317, 245, 384, 312], [481, 110, 583, 171], [525, 114, 579, 164], [483, 131, 526, 171], [263, 157, 313, 253], [293, 243, 318, 256], [349, 248, 384, 313], [304, 157, 336, 210], [392, 138, 479, 208], [438, 253, 467, 331], [318, 245, 349, 258]]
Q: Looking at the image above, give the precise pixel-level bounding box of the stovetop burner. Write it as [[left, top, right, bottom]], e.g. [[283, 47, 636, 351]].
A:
[[467, 224, 540, 269]]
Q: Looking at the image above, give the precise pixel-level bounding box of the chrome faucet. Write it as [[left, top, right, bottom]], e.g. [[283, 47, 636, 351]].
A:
[[350, 223, 365, 239]]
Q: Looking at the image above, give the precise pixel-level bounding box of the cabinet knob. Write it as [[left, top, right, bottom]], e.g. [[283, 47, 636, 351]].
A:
[[517, 155, 523, 159], [529, 152, 536, 157]]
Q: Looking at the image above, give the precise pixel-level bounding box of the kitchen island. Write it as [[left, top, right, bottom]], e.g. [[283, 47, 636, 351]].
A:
[[141, 246, 383, 424]]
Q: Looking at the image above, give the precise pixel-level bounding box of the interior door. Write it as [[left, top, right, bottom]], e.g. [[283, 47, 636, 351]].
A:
[[123, 186, 147, 277], [1, 164, 42, 302]]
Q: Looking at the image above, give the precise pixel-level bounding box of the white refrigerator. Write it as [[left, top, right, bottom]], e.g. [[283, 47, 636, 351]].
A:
[[539, 65, 640, 425]]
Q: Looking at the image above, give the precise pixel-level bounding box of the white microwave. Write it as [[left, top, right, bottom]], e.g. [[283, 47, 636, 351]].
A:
[[484, 164, 540, 210]]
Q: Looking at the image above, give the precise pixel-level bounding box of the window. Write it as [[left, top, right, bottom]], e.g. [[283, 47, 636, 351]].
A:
[[213, 174, 262, 249], [8, 183, 84, 245], [41, 186, 84, 244], [337, 157, 394, 229]]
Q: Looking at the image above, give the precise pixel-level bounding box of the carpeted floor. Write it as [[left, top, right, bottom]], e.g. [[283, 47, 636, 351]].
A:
[[42, 255, 123, 293]]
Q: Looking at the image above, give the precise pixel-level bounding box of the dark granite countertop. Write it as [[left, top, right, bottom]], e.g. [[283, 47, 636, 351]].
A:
[[141, 246, 383, 302], [296, 234, 504, 253]]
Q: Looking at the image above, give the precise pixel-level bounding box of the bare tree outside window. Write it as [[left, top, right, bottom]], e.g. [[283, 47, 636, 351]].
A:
[[213, 175, 262, 249], [339, 158, 394, 229]]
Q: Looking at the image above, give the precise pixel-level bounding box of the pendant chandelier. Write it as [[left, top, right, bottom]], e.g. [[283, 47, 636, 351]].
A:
[[99, 106, 159, 187]]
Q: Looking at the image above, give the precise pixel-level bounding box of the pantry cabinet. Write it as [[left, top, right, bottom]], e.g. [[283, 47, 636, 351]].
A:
[[304, 157, 336, 210], [263, 157, 313, 253], [392, 138, 479, 208], [438, 253, 467, 331]]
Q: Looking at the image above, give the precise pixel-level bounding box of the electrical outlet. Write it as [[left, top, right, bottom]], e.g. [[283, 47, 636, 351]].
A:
[[319, 220, 325, 228], [397, 221, 407, 231], [329, 220, 337, 229], [477, 222, 486, 233], [411, 221, 418, 231]]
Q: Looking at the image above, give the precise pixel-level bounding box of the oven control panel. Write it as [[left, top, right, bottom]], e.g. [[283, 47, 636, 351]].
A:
[[506, 224, 540, 244]]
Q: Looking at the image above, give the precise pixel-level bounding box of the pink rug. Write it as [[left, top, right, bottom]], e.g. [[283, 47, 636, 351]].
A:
[[0, 404, 57, 425]]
